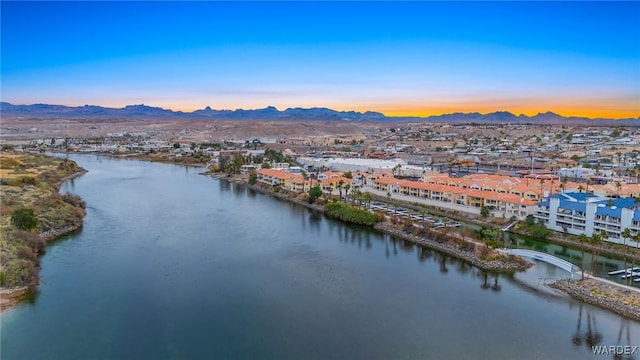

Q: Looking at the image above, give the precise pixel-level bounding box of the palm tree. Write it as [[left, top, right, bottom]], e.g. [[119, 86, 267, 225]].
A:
[[577, 233, 588, 279], [590, 231, 607, 275], [616, 151, 623, 178], [586, 178, 593, 194], [352, 189, 362, 208], [577, 185, 585, 193], [631, 232, 640, 276], [561, 176, 568, 193], [326, 185, 334, 199], [420, 207, 427, 222], [310, 173, 317, 188], [337, 180, 344, 200], [614, 181, 622, 198], [363, 192, 373, 210], [621, 228, 632, 284], [392, 164, 402, 178], [344, 183, 351, 201]]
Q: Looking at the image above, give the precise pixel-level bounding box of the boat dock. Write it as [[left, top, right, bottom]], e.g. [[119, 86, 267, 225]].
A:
[[607, 267, 640, 282], [608, 267, 640, 276]]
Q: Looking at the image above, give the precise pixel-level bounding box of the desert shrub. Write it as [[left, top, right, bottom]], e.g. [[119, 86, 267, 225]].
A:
[[402, 218, 414, 232], [479, 244, 491, 258], [0, 259, 39, 287], [11, 207, 38, 231], [483, 253, 506, 262], [464, 242, 476, 253], [15, 246, 37, 263], [61, 193, 86, 209], [23, 176, 38, 185], [13, 230, 45, 254], [0, 157, 21, 169]]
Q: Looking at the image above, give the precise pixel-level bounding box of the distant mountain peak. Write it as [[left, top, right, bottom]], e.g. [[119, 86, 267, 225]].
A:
[[0, 102, 637, 124]]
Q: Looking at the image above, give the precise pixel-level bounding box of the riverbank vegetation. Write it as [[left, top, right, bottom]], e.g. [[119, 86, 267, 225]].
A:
[[247, 180, 530, 272], [0, 151, 86, 289], [378, 216, 531, 272], [324, 201, 382, 226], [516, 215, 552, 239]]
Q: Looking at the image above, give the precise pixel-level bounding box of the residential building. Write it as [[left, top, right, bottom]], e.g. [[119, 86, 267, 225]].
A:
[[372, 176, 536, 219], [535, 192, 640, 245]]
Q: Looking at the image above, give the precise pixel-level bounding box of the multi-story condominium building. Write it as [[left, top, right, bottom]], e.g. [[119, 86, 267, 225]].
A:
[[256, 169, 309, 192], [372, 177, 537, 219], [535, 192, 640, 245]]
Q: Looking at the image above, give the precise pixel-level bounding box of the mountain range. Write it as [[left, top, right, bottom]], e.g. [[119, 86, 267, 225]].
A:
[[1, 102, 638, 125]]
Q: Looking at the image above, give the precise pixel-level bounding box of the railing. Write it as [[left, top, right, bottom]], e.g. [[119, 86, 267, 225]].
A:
[[506, 249, 580, 274]]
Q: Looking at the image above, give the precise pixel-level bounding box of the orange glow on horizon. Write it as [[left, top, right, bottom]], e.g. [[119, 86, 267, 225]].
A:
[[376, 108, 639, 119], [169, 103, 639, 119], [14, 99, 639, 120], [355, 100, 640, 119]]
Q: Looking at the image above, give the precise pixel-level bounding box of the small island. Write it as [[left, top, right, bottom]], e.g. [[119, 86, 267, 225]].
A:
[[0, 150, 87, 311]]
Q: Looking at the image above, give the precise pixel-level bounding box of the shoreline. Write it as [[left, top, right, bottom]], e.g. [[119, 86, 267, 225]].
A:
[[0, 287, 31, 312], [49, 151, 640, 263], [238, 179, 640, 321], [549, 278, 640, 322], [371, 192, 640, 264], [245, 181, 531, 273], [0, 166, 88, 313], [374, 222, 532, 273]]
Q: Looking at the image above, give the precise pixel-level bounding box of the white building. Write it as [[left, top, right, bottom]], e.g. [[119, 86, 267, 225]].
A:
[[296, 157, 434, 177], [557, 167, 595, 182], [535, 192, 640, 246]]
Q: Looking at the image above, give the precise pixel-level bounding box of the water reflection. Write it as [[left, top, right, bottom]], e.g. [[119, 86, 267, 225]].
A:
[[417, 247, 432, 262], [232, 183, 244, 196], [218, 180, 231, 192], [439, 256, 448, 274], [511, 234, 640, 288], [613, 318, 637, 360], [9, 154, 637, 360], [571, 304, 605, 354]]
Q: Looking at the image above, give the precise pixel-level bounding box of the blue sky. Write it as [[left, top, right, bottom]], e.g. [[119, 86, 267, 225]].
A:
[[1, 1, 639, 118]]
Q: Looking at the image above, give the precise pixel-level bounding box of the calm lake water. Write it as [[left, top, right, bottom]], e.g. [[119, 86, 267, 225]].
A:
[[1, 155, 639, 359]]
